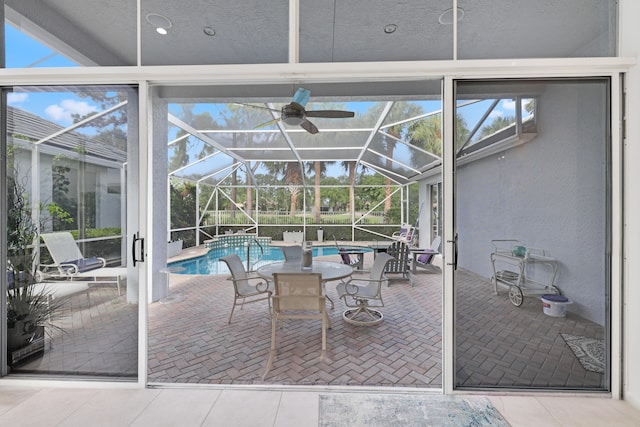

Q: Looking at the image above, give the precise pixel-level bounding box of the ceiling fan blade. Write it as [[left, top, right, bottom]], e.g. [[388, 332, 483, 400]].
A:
[[292, 87, 311, 107], [254, 118, 281, 129], [300, 119, 319, 134], [233, 103, 280, 113], [305, 110, 355, 118]]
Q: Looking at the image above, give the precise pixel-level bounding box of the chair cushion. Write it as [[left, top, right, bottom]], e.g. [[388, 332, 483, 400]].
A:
[[67, 256, 103, 272], [339, 251, 352, 265], [417, 253, 434, 263]]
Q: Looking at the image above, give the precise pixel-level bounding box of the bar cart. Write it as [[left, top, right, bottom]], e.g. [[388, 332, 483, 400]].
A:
[[490, 239, 560, 306]]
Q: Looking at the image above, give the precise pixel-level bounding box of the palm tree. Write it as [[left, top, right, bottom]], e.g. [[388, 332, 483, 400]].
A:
[[341, 161, 357, 217], [406, 111, 470, 159], [220, 103, 278, 216], [377, 102, 425, 216], [306, 161, 334, 222], [479, 115, 515, 139], [262, 161, 304, 216], [284, 163, 304, 216], [407, 114, 442, 156]]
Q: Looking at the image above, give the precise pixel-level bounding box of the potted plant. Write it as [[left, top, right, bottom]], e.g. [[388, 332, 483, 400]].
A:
[[6, 170, 64, 359]]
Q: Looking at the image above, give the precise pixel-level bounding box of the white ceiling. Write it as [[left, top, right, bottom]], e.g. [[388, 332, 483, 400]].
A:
[[2, 0, 617, 185], [5, 0, 616, 67]]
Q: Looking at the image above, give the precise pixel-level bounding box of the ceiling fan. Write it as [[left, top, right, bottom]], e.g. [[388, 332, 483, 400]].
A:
[[245, 88, 355, 134]]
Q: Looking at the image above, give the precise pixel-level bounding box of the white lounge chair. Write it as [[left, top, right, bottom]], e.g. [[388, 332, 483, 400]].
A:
[[37, 232, 126, 295]]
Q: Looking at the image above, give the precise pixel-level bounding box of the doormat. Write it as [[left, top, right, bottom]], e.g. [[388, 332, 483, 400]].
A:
[[318, 394, 510, 427], [561, 333, 605, 374]]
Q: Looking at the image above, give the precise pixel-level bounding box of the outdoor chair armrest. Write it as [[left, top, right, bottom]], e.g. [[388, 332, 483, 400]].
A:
[[59, 262, 80, 275], [341, 278, 384, 296], [227, 275, 271, 293], [249, 276, 271, 293]]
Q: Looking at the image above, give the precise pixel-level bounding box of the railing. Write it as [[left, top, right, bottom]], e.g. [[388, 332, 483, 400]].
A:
[[247, 238, 265, 270], [205, 210, 386, 226]]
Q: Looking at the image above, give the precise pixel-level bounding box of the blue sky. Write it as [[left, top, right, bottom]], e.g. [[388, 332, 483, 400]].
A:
[[5, 24, 76, 68], [5, 23, 89, 128], [5, 22, 522, 144]]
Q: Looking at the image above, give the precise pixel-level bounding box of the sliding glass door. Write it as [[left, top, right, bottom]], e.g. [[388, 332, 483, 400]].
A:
[[2, 85, 140, 379], [453, 78, 610, 390]]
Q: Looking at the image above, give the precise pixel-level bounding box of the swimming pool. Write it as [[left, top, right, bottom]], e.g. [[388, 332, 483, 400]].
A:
[[168, 245, 371, 275]]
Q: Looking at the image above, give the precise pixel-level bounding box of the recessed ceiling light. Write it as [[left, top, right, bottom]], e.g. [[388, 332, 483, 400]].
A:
[[438, 7, 464, 25], [384, 24, 397, 34], [203, 27, 216, 37], [145, 12, 173, 35]]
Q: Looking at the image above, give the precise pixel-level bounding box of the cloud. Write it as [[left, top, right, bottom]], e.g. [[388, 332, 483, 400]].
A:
[[45, 99, 98, 124], [489, 110, 504, 119], [501, 99, 516, 111], [7, 93, 28, 105]]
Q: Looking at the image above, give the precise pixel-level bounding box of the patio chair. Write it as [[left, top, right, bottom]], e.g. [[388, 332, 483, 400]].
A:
[[263, 272, 330, 379], [333, 235, 364, 270], [279, 245, 302, 263], [391, 223, 413, 243], [414, 236, 442, 272], [37, 232, 126, 295], [220, 254, 274, 324], [336, 252, 393, 325], [385, 241, 412, 285]]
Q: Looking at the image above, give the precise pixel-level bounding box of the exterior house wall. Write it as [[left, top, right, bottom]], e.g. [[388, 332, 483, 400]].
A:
[[455, 82, 607, 325], [11, 138, 121, 232]]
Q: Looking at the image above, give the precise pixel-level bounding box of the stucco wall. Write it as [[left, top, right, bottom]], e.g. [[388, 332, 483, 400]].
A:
[[455, 82, 607, 325]]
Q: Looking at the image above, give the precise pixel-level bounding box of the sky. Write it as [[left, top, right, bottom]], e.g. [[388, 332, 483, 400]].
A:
[[4, 22, 523, 150]]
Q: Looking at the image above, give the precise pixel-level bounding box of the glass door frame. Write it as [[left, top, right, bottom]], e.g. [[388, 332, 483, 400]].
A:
[[442, 73, 624, 397], [0, 62, 626, 393], [0, 82, 147, 382]]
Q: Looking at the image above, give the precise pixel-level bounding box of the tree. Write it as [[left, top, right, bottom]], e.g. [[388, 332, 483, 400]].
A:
[[407, 114, 442, 156], [219, 103, 280, 216], [479, 115, 515, 139], [341, 161, 357, 217], [364, 102, 425, 216], [169, 180, 209, 247], [169, 104, 220, 173], [72, 89, 129, 151], [307, 160, 334, 222], [406, 110, 470, 159], [284, 163, 304, 216]]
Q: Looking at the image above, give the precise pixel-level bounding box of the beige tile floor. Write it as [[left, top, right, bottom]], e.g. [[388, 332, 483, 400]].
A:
[[0, 385, 639, 426], [3, 243, 630, 425]]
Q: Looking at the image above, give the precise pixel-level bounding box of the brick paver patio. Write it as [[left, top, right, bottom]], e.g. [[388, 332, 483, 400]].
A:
[[12, 249, 606, 391]]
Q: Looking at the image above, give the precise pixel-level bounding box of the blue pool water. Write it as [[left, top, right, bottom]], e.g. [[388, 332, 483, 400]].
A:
[[169, 245, 371, 275]]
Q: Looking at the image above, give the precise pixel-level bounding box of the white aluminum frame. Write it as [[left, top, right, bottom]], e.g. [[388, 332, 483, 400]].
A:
[[0, 59, 629, 397]]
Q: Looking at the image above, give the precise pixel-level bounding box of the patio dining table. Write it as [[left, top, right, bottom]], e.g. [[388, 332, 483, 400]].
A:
[[256, 261, 353, 308]]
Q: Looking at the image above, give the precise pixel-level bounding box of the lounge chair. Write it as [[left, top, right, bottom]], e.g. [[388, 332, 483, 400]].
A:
[[37, 232, 127, 295]]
